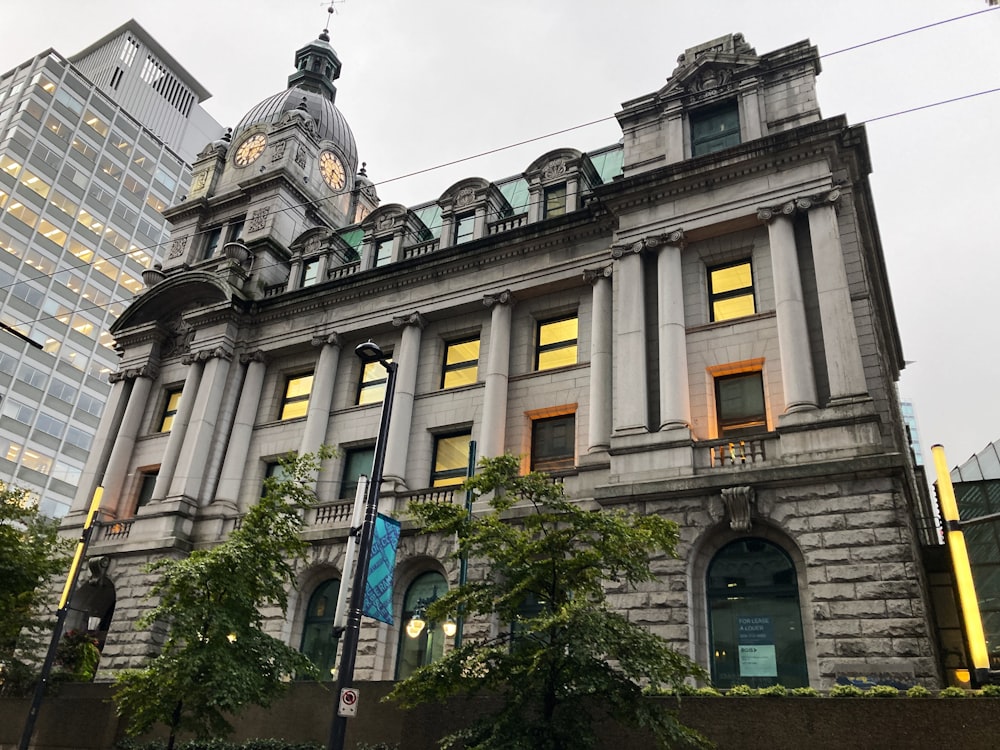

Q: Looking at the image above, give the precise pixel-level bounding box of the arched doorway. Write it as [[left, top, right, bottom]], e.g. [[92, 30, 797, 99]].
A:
[[395, 571, 447, 680], [706, 538, 808, 688], [299, 577, 340, 680]]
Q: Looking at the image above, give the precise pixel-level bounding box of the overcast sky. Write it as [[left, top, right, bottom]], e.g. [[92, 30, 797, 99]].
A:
[[4, 0, 998, 479]]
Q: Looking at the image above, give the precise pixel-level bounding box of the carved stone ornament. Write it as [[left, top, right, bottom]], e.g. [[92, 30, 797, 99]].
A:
[[161, 315, 195, 358], [720, 485, 756, 532], [311, 332, 341, 349], [87, 556, 111, 585], [691, 66, 733, 92], [542, 158, 568, 181], [610, 240, 645, 259], [483, 290, 515, 307], [295, 144, 308, 169], [376, 214, 394, 233], [168, 236, 189, 259], [795, 188, 842, 212], [392, 311, 427, 330], [248, 206, 270, 233], [192, 171, 208, 191], [756, 201, 797, 223], [455, 188, 475, 207], [181, 347, 233, 365], [582, 266, 613, 284], [109, 363, 158, 383], [271, 140, 287, 162], [239, 349, 267, 366]]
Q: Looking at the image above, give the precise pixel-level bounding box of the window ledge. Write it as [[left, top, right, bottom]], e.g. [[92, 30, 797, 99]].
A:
[[687, 310, 775, 334]]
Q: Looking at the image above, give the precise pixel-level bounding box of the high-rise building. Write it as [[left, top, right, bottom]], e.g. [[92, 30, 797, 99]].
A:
[[0, 20, 223, 517]]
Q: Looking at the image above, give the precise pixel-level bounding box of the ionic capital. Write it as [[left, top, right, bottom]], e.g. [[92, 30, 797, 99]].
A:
[[483, 290, 515, 308], [311, 332, 342, 349], [756, 201, 797, 223], [392, 311, 427, 330], [239, 349, 267, 366], [610, 240, 644, 259], [182, 346, 233, 365], [582, 266, 613, 284], [794, 188, 842, 212], [110, 363, 158, 383]]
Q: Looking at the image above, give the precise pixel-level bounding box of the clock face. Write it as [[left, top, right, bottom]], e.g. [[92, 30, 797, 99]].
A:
[[234, 133, 267, 167], [319, 150, 346, 191]]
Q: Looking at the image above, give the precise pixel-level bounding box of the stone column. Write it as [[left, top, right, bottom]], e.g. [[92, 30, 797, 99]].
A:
[[480, 291, 514, 458], [381, 312, 425, 487], [758, 203, 818, 413], [802, 191, 868, 400], [168, 348, 233, 502], [289, 256, 303, 289], [101, 368, 154, 516], [216, 351, 267, 506], [151, 359, 204, 502], [71, 375, 129, 515], [299, 333, 341, 457], [584, 267, 612, 453], [655, 231, 691, 430], [316, 252, 330, 284], [611, 241, 648, 434]]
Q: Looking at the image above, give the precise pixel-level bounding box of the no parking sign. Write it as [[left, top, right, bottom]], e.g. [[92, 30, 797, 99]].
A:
[[338, 687, 359, 718]]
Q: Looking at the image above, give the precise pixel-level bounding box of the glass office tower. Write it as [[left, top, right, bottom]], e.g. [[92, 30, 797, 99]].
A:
[[0, 20, 222, 516]]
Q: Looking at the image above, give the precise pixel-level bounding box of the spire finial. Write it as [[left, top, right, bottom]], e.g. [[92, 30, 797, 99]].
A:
[[319, 1, 342, 42]]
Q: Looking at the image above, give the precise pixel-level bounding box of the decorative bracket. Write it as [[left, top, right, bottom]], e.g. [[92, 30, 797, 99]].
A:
[[720, 485, 756, 532]]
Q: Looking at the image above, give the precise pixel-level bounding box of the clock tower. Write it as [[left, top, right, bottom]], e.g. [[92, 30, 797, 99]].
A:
[[157, 21, 377, 290]]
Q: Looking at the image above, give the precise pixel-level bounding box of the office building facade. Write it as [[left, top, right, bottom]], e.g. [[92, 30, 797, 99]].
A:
[[0, 20, 223, 517], [72, 31, 943, 689]]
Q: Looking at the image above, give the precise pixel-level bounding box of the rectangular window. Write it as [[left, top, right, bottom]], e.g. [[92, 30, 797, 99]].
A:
[[136, 471, 157, 510], [535, 315, 578, 371], [431, 432, 471, 488], [715, 371, 767, 438], [226, 220, 245, 243], [531, 414, 575, 473], [441, 337, 480, 389], [357, 358, 390, 405], [280, 373, 313, 420], [202, 227, 222, 259], [543, 184, 567, 218], [691, 101, 741, 157], [454, 212, 475, 245], [373, 237, 392, 267], [341, 446, 375, 499], [708, 260, 755, 322], [301, 259, 319, 287], [159, 389, 182, 432]]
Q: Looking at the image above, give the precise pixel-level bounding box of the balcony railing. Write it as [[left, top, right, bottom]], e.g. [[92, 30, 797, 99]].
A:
[[488, 213, 528, 235], [703, 437, 769, 468], [96, 518, 134, 541], [313, 500, 354, 525], [403, 239, 440, 260]]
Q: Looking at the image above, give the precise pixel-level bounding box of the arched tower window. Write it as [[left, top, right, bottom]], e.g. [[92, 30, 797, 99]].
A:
[[395, 571, 447, 680], [706, 538, 807, 688], [299, 577, 340, 680]]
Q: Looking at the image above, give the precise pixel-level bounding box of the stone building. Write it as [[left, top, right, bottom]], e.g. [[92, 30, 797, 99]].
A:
[[65, 28, 943, 689]]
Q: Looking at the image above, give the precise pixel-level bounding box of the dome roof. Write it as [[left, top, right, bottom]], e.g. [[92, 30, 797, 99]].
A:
[[232, 88, 359, 173]]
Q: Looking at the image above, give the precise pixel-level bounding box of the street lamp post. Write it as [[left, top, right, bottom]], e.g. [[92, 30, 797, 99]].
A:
[[327, 342, 397, 750]]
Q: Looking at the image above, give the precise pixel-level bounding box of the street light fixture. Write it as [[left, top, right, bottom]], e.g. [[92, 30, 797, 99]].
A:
[[326, 341, 397, 750]]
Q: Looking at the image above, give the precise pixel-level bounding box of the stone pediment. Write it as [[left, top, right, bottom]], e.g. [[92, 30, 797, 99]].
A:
[[111, 271, 242, 333], [658, 33, 759, 101]]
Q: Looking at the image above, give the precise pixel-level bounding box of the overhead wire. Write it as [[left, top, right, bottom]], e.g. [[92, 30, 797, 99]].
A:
[[1, 6, 998, 335]]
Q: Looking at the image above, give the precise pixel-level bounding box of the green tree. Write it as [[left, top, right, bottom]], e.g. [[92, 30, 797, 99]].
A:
[[0, 481, 71, 696], [114, 449, 333, 749], [389, 454, 710, 750]]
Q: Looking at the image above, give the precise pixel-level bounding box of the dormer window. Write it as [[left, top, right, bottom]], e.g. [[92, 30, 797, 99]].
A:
[[454, 212, 475, 245], [543, 184, 567, 218], [373, 237, 392, 268], [691, 100, 741, 157], [301, 259, 319, 287]]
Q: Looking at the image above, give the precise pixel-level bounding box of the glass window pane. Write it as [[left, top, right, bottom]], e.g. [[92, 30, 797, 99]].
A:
[[716, 372, 767, 438], [442, 338, 479, 389], [281, 374, 313, 420], [300, 578, 341, 680], [341, 447, 375, 499], [539, 317, 577, 347], [531, 415, 575, 473], [709, 261, 755, 322], [537, 346, 578, 371], [710, 264, 752, 295], [396, 572, 448, 680], [713, 295, 755, 321], [432, 433, 470, 487], [357, 360, 389, 405]]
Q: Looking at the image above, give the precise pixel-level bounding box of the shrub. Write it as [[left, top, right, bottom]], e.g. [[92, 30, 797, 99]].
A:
[[759, 684, 787, 697], [939, 686, 967, 698], [905, 685, 932, 698], [829, 684, 864, 698], [693, 686, 723, 697], [115, 741, 323, 750], [789, 686, 820, 698], [727, 684, 758, 697], [978, 684, 1000, 697], [865, 685, 899, 698]]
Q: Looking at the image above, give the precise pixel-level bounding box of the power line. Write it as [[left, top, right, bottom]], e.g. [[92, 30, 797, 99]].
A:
[[820, 6, 998, 58], [1, 8, 998, 333]]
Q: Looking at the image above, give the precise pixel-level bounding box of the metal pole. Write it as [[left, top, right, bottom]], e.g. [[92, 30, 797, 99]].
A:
[[327, 350, 397, 750], [19, 486, 104, 750], [454, 440, 476, 649]]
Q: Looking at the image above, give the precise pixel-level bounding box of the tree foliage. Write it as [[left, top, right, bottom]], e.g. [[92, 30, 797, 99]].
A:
[[389, 454, 709, 750], [0, 481, 71, 696], [114, 449, 332, 748]]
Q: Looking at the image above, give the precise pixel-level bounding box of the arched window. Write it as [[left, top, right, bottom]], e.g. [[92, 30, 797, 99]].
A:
[[300, 577, 340, 680], [706, 538, 807, 688], [395, 571, 447, 680]]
